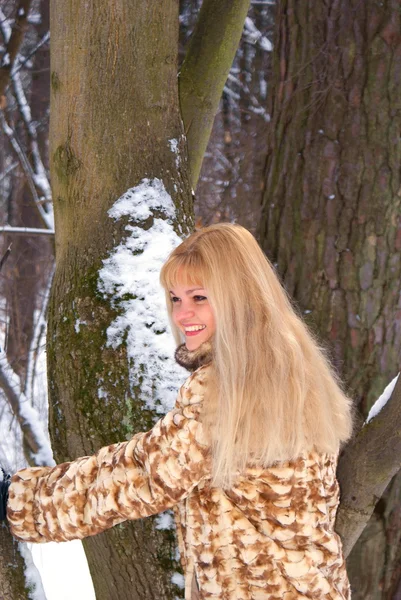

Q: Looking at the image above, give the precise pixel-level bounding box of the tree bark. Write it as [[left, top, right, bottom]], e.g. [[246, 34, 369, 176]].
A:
[[49, 1, 193, 598], [0, 524, 31, 600], [335, 374, 401, 558], [179, 0, 251, 187], [259, 1, 401, 597]]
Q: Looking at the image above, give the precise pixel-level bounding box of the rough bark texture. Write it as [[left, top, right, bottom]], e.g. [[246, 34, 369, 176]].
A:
[[259, 1, 401, 598], [179, 0, 251, 187], [335, 374, 401, 558], [0, 524, 31, 600], [49, 2, 193, 599]]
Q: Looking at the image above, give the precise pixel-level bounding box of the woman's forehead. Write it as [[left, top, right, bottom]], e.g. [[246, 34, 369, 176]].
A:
[[167, 265, 204, 287]]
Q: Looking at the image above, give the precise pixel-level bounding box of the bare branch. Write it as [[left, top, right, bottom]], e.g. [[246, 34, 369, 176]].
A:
[[179, 0, 251, 188], [12, 30, 50, 75], [11, 60, 52, 204], [24, 264, 54, 401], [0, 0, 33, 98], [0, 112, 53, 229], [0, 243, 11, 272], [0, 349, 54, 467], [336, 374, 401, 557], [0, 226, 55, 236]]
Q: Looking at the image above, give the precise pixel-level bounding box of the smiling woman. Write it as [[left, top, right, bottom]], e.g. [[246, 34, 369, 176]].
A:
[[168, 285, 216, 351], [2, 223, 354, 600]]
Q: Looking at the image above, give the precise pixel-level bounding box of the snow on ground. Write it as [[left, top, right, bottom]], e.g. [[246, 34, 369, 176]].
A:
[[30, 542, 96, 600]]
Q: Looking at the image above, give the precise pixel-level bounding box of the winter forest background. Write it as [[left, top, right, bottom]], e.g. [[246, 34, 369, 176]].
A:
[[0, 0, 401, 598]]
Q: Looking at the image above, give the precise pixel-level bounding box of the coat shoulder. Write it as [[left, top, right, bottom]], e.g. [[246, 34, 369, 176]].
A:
[[179, 364, 211, 407]]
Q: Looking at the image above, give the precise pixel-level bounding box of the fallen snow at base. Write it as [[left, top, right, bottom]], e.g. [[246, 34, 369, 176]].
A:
[[98, 178, 188, 414], [30, 542, 96, 600], [365, 373, 399, 425], [0, 321, 96, 600]]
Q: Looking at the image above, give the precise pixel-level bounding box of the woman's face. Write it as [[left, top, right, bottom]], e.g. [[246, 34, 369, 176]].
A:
[[169, 284, 216, 351]]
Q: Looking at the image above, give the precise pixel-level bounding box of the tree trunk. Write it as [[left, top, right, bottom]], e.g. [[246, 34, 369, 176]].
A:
[[48, 2, 193, 599], [0, 524, 31, 600], [259, 1, 401, 598]]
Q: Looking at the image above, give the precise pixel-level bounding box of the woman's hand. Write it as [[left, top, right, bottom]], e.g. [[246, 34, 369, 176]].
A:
[[0, 468, 11, 521]]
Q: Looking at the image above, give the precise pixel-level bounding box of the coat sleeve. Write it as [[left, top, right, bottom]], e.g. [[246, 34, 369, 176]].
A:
[[7, 384, 211, 543]]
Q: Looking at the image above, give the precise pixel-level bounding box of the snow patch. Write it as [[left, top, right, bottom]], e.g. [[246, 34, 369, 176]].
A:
[[19, 543, 47, 600], [98, 178, 188, 414], [171, 572, 185, 589], [155, 510, 174, 529], [243, 17, 273, 51], [365, 374, 399, 425], [74, 318, 87, 334], [169, 138, 181, 169]]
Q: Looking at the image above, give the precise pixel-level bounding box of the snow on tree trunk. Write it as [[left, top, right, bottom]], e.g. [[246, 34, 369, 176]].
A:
[[259, 1, 401, 598], [48, 2, 193, 599]]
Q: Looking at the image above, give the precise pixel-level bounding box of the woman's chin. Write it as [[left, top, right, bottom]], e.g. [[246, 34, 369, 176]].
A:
[[185, 336, 206, 351]]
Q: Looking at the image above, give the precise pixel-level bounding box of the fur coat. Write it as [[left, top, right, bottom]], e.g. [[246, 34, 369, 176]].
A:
[[7, 343, 351, 600]]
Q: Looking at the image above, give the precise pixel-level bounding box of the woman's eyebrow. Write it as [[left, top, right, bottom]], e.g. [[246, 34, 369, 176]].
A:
[[169, 288, 205, 295]]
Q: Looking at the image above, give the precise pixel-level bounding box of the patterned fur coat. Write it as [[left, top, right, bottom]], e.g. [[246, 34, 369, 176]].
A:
[[7, 343, 351, 600]]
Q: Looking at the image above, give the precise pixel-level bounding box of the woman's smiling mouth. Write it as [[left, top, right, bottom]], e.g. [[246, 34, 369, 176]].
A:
[[184, 325, 206, 336]]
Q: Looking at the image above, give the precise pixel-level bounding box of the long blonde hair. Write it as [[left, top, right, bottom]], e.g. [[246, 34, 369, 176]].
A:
[[160, 223, 354, 488]]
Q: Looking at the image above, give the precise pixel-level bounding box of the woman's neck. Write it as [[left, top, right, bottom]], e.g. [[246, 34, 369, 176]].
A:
[[174, 340, 214, 372]]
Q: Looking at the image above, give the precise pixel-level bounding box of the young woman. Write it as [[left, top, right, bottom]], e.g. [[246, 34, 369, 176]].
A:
[[0, 223, 353, 600]]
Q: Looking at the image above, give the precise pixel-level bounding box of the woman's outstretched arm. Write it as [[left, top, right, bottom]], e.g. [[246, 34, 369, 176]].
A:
[[7, 378, 211, 543]]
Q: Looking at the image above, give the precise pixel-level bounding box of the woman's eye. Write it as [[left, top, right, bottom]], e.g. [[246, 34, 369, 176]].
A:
[[194, 295, 207, 302], [171, 296, 180, 303]]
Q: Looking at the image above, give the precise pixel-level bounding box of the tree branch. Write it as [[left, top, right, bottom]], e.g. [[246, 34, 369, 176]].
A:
[[0, 226, 55, 236], [0, 112, 54, 229], [0, 0, 33, 98], [179, 0, 251, 188], [336, 374, 401, 557], [0, 351, 54, 467]]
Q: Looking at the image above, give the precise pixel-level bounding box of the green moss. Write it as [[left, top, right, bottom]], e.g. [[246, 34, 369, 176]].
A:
[[51, 71, 61, 93], [53, 142, 82, 185]]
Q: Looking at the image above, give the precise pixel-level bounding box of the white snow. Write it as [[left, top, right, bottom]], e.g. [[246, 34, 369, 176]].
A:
[[18, 543, 47, 600], [2, 52, 10, 66], [30, 542, 96, 600], [155, 510, 174, 529], [169, 138, 182, 169], [0, 226, 54, 236], [98, 178, 188, 414], [0, 351, 54, 466], [365, 374, 399, 425], [243, 17, 273, 51], [171, 572, 185, 589], [74, 318, 87, 333]]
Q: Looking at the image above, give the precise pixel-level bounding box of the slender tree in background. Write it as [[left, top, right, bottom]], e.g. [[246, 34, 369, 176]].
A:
[[259, 1, 401, 598], [0, 0, 52, 596]]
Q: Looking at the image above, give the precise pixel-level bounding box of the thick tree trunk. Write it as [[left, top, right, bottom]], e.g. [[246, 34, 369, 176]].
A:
[[259, 1, 401, 598], [0, 524, 31, 600], [48, 2, 193, 599]]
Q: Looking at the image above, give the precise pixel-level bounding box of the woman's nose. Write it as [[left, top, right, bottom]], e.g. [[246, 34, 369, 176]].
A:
[[177, 305, 195, 320]]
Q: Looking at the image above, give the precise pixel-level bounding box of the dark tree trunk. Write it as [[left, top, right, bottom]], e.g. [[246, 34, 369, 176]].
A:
[[48, 1, 193, 598], [0, 523, 31, 600], [259, 1, 401, 598]]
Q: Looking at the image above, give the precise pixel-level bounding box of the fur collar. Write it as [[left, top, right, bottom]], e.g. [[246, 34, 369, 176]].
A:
[[174, 340, 214, 372]]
